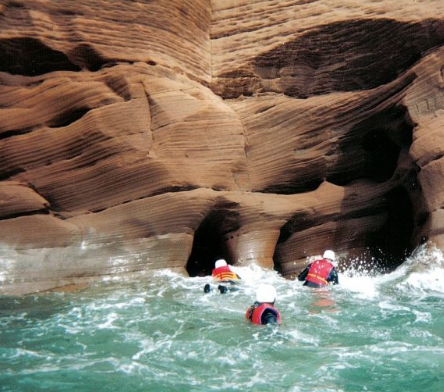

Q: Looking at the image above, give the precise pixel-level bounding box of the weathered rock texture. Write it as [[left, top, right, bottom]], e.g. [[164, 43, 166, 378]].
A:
[[1, 0, 444, 294]]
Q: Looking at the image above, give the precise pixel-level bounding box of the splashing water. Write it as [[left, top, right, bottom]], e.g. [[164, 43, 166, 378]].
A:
[[1, 246, 443, 392]]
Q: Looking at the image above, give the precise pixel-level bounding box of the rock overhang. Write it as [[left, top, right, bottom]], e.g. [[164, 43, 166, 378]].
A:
[[1, 0, 444, 294]]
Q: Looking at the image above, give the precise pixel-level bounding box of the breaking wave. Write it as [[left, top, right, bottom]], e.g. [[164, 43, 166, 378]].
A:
[[0, 244, 443, 392]]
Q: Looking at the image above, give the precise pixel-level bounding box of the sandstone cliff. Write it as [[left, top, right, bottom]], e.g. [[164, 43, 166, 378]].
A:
[[1, 0, 444, 294]]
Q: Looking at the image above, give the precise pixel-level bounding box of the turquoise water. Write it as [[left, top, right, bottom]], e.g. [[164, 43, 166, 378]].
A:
[[1, 246, 444, 392]]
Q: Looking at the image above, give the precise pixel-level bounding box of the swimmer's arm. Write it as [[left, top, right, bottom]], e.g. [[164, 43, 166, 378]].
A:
[[297, 265, 310, 281]]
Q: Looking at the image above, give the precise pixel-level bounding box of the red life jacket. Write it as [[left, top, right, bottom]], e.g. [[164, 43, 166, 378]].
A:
[[305, 259, 334, 286], [245, 303, 281, 325], [212, 265, 239, 281]]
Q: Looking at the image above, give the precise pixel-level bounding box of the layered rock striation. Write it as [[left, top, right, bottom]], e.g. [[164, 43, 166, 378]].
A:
[[1, 0, 444, 294]]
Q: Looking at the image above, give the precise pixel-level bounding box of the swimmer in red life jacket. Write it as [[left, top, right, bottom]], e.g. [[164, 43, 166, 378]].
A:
[[211, 259, 241, 282], [204, 259, 241, 294], [297, 250, 339, 288], [246, 284, 281, 325]]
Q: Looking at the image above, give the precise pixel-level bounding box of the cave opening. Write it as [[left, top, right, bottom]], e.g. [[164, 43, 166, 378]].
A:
[[272, 185, 415, 277], [367, 186, 415, 271], [186, 206, 239, 277], [273, 103, 417, 276], [360, 128, 401, 182]]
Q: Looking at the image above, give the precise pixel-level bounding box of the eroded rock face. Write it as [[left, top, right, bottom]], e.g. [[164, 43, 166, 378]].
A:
[[1, 0, 444, 294]]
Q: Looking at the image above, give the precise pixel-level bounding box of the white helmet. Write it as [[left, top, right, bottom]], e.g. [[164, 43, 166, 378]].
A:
[[255, 284, 277, 304], [323, 250, 335, 261], [215, 259, 227, 268]]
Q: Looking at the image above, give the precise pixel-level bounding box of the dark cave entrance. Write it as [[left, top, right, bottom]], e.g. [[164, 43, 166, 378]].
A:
[[332, 105, 417, 270], [367, 186, 415, 271], [273, 104, 419, 276], [359, 106, 416, 270], [186, 207, 239, 277]]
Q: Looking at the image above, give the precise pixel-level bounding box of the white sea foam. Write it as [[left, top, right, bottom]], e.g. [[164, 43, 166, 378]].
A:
[[2, 245, 444, 392], [412, 309, 432, 323], [96, 311, 119, 329], [337, 244, 444, 300], [390, 245, 444, 296], [339, 273, 380, 299]]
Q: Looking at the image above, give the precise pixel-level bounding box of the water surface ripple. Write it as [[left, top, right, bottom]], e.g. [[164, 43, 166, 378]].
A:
[[1, 247, 443, 392]]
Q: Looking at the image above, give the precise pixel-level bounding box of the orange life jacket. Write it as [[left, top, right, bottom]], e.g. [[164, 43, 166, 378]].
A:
[[212, 265, 239, 281], [245, 303, 281, 325], [305, 259, 334, 286]]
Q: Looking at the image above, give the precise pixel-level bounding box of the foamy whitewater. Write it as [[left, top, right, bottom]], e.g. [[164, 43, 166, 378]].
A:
[[1, 245, 443, 392]]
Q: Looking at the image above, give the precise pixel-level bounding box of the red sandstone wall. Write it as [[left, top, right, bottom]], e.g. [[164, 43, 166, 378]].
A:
[[1, 0, 444, 294]]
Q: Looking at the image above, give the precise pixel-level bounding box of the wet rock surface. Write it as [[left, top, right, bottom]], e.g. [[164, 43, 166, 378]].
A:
[[1, 0, 444, 294]]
